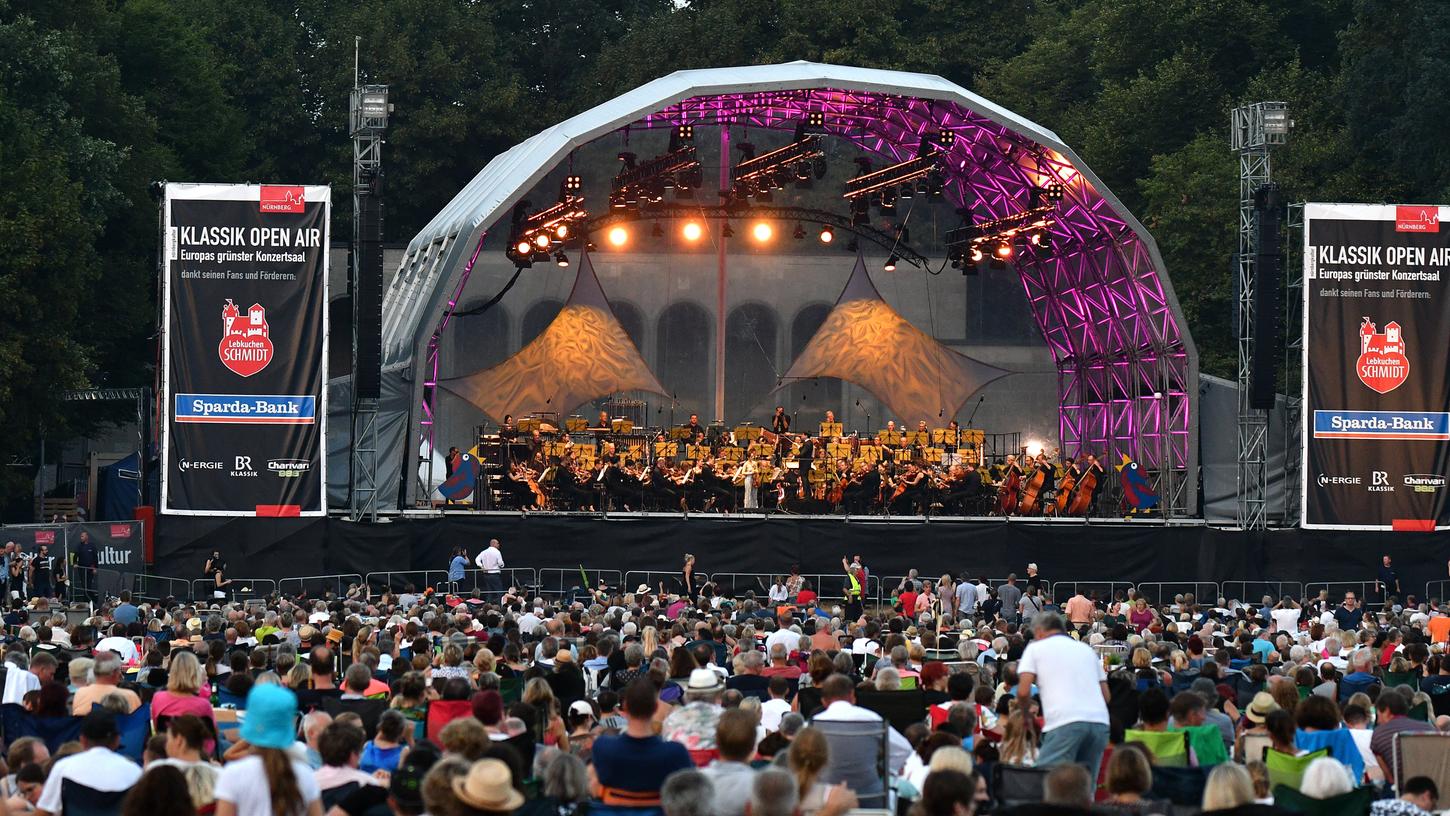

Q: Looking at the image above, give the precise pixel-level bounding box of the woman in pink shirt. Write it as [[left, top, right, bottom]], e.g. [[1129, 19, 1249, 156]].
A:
[[152, 651, 218, 727]]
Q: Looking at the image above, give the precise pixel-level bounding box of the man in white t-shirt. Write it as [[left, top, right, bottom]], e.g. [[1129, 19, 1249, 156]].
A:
[[1270, 596, 1302, 634], [36, 711, 142, 816], [1016, 612, 1111, 782]]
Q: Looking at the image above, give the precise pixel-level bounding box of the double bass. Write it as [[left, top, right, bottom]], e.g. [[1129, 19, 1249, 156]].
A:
[[995, 458, 1022, 515], [1067, 459, 1101, 516], [1016, 460, 1049, 515], [1051, 461, 1078, 516]]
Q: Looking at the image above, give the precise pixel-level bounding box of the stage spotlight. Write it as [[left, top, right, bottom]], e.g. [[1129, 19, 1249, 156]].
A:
[[553, 223, 570, 240], [1025, 439, 1044, 458], [554, 251, 570, 268], [883, 254, 899, 272], [807, 111, 825, 128], [533, 233, 552, 249], [898, 183, 914, 200], [818, 225, 834, 244], [752, 221, 773, 242], [993, 240, 1013, 260], [970, 247, 984, 263], [682, 221, 703, 242], [651, 221, 665, 238], [676, 124, 694, 140], [793, 223, 806, 240], [607, 226, 629, 247], [722, 222, 734, 238], [564, 175, 583, 192], [515, 239, 533, 255]]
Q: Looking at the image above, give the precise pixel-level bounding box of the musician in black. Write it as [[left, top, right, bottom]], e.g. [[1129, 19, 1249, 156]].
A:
[[888, 463, 929, 514], [1071, 453, 1107, 515], [684, 413, 705, 440], [942, 462, 983, 514], [500, 414, 519, 439], [771, 406, 790, 434]]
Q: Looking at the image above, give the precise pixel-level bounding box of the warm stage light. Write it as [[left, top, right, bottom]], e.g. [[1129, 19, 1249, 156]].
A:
[[533, 233, 552, 249], [554, 223, 570, 240], [883, 254, 899, 272], [607, 226, 629, 247], [554, 251, 570, 268], [970, 247, 984, 263], [993, 240, 1014, 259], [682, 221, 703, 241], [515, 240, 532, 255], [1025, 439, 1044, 458], [818, 225, 834, 243], [1029, 232, 1042, 246], [752, 222, 773, 242]]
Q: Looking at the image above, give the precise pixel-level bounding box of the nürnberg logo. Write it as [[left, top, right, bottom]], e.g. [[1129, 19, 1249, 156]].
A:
[[219, 299, 274, 377], [1396, 205, 1440, 233], [1356, 317, 1409, 394], [259, 185, 305, 214]]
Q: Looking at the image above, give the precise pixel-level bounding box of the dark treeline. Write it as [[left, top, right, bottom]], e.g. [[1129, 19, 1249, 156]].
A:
[[1, 0, 1447, 516]]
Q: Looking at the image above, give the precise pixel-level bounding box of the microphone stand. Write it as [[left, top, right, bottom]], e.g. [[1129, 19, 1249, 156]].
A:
[[857, 400, 872, 437]]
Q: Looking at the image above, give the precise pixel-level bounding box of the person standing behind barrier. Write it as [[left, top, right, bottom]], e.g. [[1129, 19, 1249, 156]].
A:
[[474, 539, 505, 598], [1017, 611, 1111, 782], [74, 530, 98, 601], [842, 557, 865, 621], [448, 547, 468, 594]]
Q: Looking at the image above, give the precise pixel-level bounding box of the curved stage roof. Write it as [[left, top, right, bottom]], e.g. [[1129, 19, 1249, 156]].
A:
[[369, 61, 1199, 515]]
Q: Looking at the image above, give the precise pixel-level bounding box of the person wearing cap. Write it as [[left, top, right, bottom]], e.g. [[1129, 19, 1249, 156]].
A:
[[215, 685, 322, 816], [35, 710, 143, 816], [662, 668, 726, 752]]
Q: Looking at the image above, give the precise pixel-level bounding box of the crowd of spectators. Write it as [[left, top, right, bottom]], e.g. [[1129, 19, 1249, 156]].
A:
[[2, 560, 1450, 816]]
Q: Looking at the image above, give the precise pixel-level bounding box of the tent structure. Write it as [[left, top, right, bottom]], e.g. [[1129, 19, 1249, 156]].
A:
[[358, 61, 1199, 515], [778, 253, 1010, 423], [440, 251, 667, 420]]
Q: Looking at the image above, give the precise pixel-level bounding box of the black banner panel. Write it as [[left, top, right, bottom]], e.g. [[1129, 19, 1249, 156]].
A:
[[162, 183, 330, 516], [1304, 203, 1450, 530]]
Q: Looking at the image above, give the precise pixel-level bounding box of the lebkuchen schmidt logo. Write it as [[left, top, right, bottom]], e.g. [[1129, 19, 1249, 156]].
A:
[[1396, 205, 1440, 233], [1356, 316, 1409, 394], [219, 299, 274, 377], [259, 185, 305, 214]]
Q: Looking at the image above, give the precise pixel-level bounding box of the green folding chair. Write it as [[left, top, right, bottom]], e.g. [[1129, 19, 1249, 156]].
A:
[[1176, 724, 1229, 767], [1125, 729, 1190, 767], [1383, 671, 1419, 691], [1264, 748, 1329, 791], [1272, 784, 1375, 815]]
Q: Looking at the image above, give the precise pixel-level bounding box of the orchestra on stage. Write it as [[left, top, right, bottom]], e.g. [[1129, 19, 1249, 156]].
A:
[[463, 408, 1106, 517]]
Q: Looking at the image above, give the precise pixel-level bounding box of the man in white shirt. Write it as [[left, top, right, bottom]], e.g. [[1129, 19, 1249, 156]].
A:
[[812, 674, 911, 772], [764, 616, 799, 657], [760, 677, 793, 732], [1270, 596, 1302, 634], [37, 711, 142, 816], [3, 652, 54, 706], [1017, 612, 1111, 782], [474, 538, 506, 597], [955, 578, 978, 616]]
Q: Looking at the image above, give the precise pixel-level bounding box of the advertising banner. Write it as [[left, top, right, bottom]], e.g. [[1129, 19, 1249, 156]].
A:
[[161, 183, 329, 515], [0, 522, 144, 599], [1303, 203, 1450, 529]]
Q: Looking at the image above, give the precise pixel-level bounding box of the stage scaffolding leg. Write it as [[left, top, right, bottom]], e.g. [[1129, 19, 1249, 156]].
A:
[[350, 398, 379, 521]]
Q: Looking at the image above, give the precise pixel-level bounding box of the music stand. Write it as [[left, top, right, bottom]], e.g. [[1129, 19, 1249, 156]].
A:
[[564, 416, 588, 432], [668, 426, 692, 440], [611, 418, 634, 434], [819, 422, 843, 437], [653, 441, 678, 458]]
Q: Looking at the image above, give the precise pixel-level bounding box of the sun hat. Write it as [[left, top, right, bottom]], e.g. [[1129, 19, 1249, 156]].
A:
[[1245, 691, 1279, 724], [686, 667, 724, 693], [451, 758, 525, 812], [186, 617, 202, 632], [569, 700, 595, 718], [635, 584, 651, 595], [553, 649, 573, 664], [240, 684, 300, 749]]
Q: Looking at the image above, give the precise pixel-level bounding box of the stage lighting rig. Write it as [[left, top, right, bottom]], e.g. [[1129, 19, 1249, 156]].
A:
[[505, 193, 589, 268], [843, 138, 945, 203], [610, 131, 702, 209], [943, 200, 1058, 273], [730, 122, 826, 201]]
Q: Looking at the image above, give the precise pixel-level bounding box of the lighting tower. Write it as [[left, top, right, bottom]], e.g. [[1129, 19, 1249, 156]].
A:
[[1230, 102, 1289, 530], [349, 46, 389, 522]]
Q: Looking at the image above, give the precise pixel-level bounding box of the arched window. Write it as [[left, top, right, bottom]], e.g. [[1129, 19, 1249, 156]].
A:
[[725, 303, 779, 423], [789, 303, 842, 420], [445, 304, 511, 378], [655, 301, 712, 421], [612, 300, 647, 354], [521, 299, 564, 346]]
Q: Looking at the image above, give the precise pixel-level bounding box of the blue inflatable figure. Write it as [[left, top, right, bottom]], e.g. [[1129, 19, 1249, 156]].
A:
[[1116, 454, 1159, 516]]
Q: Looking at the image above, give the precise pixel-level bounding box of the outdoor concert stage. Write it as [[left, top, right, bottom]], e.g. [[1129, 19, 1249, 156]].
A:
[[155, 512, 1450, 601]]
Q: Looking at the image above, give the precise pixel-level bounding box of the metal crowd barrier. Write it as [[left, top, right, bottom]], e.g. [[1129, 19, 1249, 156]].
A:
[[1303, 581, 1377, 604], [1051, 581, 1137, 605], [456, 568, 537, 599], [1133, 582, 1220, 606], [129, 572, 191, 602], [189, 578, 277, 601], [365, 571, 449, 594], [622, 571, 710, 597], [277, 574, 364, 599], [1427, 581, 1450, 605], [1221, 581, 1304, 605], [536, 568, 624, 596]]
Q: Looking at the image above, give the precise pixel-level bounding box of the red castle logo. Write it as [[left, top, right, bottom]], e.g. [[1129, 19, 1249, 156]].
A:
[[259, 185, 306, 214], [1396, 205, 1440, 233], [1356, 316, 1409, 394], [219, 299, 274, 377]]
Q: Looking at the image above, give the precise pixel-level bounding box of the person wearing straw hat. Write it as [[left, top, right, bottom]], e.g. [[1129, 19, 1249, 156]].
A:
[[451, 758, 525, 814], [215, 685, 322, 816]]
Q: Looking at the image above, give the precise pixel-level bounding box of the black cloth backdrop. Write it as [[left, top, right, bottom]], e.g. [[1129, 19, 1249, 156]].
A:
[[154, 514, 1450, 599]]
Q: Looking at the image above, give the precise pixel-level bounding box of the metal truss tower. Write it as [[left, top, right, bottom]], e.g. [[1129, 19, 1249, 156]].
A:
[[1231, 102, 1289, 529]]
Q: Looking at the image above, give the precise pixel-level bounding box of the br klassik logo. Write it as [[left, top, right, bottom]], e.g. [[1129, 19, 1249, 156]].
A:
[[1355, 317, 1408, 394], [219, 299, 274, 377]]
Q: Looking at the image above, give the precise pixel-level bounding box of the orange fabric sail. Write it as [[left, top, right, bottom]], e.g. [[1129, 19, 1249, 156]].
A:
[[776, 254, 1011, 422], [441, 251, 666, 421]]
